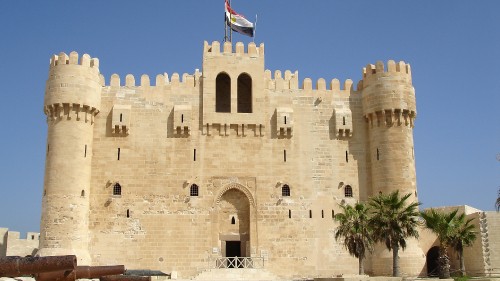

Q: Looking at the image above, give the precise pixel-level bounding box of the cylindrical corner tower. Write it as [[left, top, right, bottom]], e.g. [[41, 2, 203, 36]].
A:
[[361, 60, 417, 199], [38, 51, 101, 265], [361, 60, 423, 276]]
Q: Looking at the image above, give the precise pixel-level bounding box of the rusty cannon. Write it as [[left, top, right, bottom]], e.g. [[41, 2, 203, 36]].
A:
[[35, 265, 126, 281], [100, 275, 151, 281], [0, 255, 76, 277]]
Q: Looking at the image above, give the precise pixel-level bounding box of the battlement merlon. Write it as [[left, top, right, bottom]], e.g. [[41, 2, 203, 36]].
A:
[[44, 51, 102, 120], [203, 41, 264, 57]]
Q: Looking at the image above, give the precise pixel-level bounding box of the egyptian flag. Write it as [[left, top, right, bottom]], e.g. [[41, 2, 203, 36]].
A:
[[225, 0, 254, 37]]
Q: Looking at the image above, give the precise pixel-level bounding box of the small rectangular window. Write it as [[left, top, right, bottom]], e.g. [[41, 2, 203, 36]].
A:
[[332, 210, 335, 218], [289, 209, 291, 219], [322, 210, 324, 218], [117, 148, 121, 160], [284, 116, 287, 125], [284, 150, 286, 162], [309, 210, 312, 218], [345, 151, 348, 162], [194, 149, 196, 161], [377, 148, 380, 161], [84, 145, 87, 158]]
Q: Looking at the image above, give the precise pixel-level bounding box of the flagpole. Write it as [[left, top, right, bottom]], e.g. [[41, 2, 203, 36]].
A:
[[224, 9, 227, 42], [229, 0, 232, 42], [253, 14, 257, 43]]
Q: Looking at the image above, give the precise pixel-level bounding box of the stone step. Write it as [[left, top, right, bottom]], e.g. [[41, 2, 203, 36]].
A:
[[193, 268, 281, 281]]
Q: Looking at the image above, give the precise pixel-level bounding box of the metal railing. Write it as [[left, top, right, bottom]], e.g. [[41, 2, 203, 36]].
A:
[[213, 257, 264, 269]]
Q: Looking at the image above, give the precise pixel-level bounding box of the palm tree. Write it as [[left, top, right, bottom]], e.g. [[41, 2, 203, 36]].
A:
[[368, 190, 421, 277], [420, 208, 460, 279], [334, 202, 373, 275], [496, 188, 500, 211], [450, 212, 477, 277]]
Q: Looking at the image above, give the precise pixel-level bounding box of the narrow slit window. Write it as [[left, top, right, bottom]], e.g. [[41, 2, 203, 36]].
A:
[[288, 209, 291, 219], [181, 114, 184, 123], [332, 210, 335, 218], [284, 116, 287, 125], [84, 145, 87, 158], [190, 184, 199, 196], [117, 148, 121, 160], [284, 150, 287, 162], [231, 216, 236, 225], [309, 210, 312, 218], [126, 209, 130, 218], [113, 183, 122, 196], [345, 151, 348, 162], [322, 210, 324, 218], [376, 148, 379, 161], [193, 149, 196, 161], [119, 113, 123, 122], [343, 116, 346, 125]]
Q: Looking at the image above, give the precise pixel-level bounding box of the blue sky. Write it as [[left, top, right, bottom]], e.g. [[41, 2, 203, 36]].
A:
[[0, 1, 499, 235]]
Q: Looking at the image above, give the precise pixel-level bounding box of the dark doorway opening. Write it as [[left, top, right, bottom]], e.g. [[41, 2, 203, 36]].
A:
[[427, 246, 440, 277], [226, 241, 242, 268]]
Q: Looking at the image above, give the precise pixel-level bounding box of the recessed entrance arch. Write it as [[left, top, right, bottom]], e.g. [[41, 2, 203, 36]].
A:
[[212, 182, 257, 267], [426, 246, 440, 277]]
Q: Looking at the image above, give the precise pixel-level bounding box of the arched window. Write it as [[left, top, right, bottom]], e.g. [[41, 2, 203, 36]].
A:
[[344, 185, 353, 197], [282, 184, 291, 197], [113, 183, 122, 196], [237, 73, 252, 113], [216, 73, 231, 113], [190, 184, 199, 196]]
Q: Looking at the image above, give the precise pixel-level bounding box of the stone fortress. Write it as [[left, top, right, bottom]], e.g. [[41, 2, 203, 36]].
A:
[[26, 40, 500, 279]]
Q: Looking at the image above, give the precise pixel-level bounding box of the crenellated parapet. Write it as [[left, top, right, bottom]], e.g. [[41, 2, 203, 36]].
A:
[[44, 51, 102, 123], [264, 70, 354, 93], [203, 41, 264, 57], [361, 60, 416, 128], [107, 69, 201, 88]]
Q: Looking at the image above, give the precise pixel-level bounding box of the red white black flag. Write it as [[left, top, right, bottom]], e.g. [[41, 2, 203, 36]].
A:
[[225, 0, 254, 37]]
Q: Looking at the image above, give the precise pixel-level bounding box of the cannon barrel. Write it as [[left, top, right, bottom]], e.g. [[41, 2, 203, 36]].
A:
[[100, 275, 151, 281], [35, 265, 126, 281], [0, 255, 76, 277]]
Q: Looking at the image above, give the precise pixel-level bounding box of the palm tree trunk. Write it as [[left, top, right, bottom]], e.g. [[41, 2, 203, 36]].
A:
[[392, 243, 400, 277], [438, 246, 450, 279], [459, 250, 465, 277], [358, 256, 364, 275]]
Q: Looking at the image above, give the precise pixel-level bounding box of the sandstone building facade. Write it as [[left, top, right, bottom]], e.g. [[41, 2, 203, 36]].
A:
[[38, 40, 424, 279]]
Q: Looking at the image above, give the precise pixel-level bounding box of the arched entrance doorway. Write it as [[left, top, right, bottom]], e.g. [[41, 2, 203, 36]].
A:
[[218, 188, 250, 266], [427, 246, 440, 277]]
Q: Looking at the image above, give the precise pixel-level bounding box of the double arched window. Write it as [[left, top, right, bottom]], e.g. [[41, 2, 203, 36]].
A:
[[216, 73, 231, 113], [215, 72, 252, 113]]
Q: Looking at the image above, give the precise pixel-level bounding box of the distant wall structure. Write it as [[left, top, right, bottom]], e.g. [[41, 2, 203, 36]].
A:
[[0, 228, 39, 257], [34, 40, 495, 279]]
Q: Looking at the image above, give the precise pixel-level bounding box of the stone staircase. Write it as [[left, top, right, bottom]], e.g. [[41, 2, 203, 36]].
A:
[[479, 212, 492, 274], [193, 268, 284, 281]]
